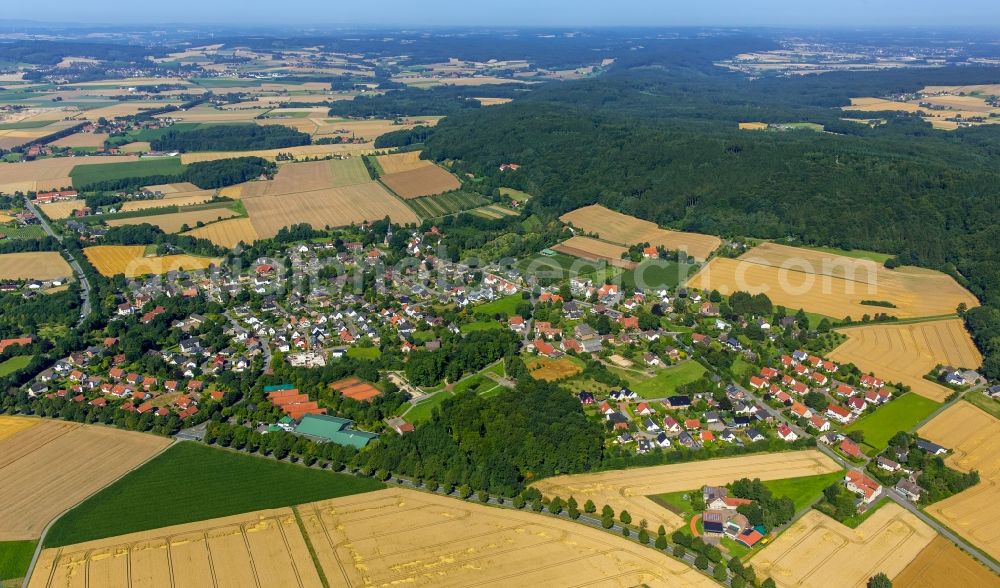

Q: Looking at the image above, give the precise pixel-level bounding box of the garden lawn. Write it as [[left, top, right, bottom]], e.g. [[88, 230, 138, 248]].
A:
[[460, 320, 502, 333], [473, 294, 523, 318], [846, 394, 940, 451], [762, 470, 846, 512], [0, 540, 35, 582], [632, 361, 707, 397], [346, 347, 381, 360], [44, 442, 383, 547]]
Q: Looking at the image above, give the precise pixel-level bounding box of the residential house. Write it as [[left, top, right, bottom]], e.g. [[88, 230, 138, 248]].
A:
[[845, 470, 882, 505]]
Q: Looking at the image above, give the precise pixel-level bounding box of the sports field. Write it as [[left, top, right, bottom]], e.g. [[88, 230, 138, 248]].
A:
[[106, 207, 238, 233], [560, 205, 721, 261], [533, 450, 841, 532], [0, 417, 170, 541], [44, 442, 383, 547], [686, 243, 978, 320], [830, 318, 981, 401], [84, 245, 220, 277], [919, 402, 1000, 562], [750, 504, 935, 588], [893, 536, 1000, 587], [182, 217, 259, 248], [0, 252, 71, 281]]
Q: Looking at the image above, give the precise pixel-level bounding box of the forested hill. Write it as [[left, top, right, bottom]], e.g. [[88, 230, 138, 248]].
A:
[[420, 44, 1000, 378]]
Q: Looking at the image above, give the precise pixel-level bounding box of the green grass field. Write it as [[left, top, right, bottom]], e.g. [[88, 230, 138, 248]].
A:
[[516, 252, 602, 281], [0, 540, 36, 582], [0, 355, 32, 377], [70, 158, 184, 188], [407, 191, 490, 219], [632, 361, 706, 397], [473, 293, 523, 318], [44, 442, 383, 547], [763, 470, 846, 511], [346, 346, 381, 360], [622, 260, 695, 289], [846, 393, 940, 451], [402, 390, 453, 423], [499, 187, 532, 201]]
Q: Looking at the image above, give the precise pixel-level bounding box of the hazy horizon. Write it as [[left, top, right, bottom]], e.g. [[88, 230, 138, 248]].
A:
[[5, 0, 1000, 29]]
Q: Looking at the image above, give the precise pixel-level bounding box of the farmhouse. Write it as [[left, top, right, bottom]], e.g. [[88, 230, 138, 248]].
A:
[[845, 470, 882, 505]]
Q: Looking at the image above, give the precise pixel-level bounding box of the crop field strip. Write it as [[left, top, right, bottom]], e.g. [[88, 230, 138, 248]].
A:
[[380, 164, 462, 199], [749, 504, 936, 588], [919, 402, 1000, 562], [533, 450, 841, 532], [405, 191, 489, 218], [560, 205, 721, 261], [106, 207, 239, 233], [0, 155, 139, 193], [893, 536, 1000, 587], [829, 318, 982, 401], [0, 417, 170, 541], [551, 235, 635, 269], [182, 217, 260, 248]]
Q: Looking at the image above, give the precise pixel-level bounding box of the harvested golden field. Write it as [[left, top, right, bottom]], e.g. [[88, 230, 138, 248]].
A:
[[0, 155, 137, 193], [474, 97, 513, 105], [119, 141, 150, 153], [106, 208, 239, 233], [244, 182, 418, 237], [182, 217, 259, 248], [28, 507, 324, 588], [242, 160, 359, 198], [179, 142, 371, 164], [37, 198, 86, 219], [0, 416, 170, 540], [920, 402, 1000, 562], [300, 488, 715, 588], [376, 150, 430, 174], [845, 97, 923, 113], [527, 356, 584, 381], [47, 131, 107, 148], [739, 121, 769, 130], [0, 252, 72, 281], [686, 243, 979, 320], [145, 182, 199, 194], [750, 504, 935, 588], [261, 116, 440, 142], [78, 102, 182, 121], [893, 536, 1000, 588], [84, 245, 220, 277], [830, 318, 982, 401], [534, 450, 841, 532], [560, 205, 721, 261], [381, 164, 462, 199], [551, 235, 634, 268], [158, 104, 267, 122]]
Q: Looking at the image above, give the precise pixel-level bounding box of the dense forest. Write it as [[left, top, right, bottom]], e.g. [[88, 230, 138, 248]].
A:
[[418, 40, 1000, 378], [363, 381, 605, 495], [150, 124, 310, 152], [329, 84, 522, 118]]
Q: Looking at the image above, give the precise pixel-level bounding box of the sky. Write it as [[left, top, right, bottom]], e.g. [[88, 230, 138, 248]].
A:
[[5, 0, 1000, 28]]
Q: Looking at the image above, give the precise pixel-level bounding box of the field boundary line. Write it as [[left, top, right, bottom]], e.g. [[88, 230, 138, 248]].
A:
[[291, 506, 330, 588], [834, 314, 959, 330], [23, 438, 177, 588]]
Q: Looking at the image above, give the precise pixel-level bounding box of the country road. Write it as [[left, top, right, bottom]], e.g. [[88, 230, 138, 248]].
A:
[[23, 198, 92, 327]]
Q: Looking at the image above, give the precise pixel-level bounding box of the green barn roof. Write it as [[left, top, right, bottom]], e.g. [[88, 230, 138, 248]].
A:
[[295, 414, 378, 449]]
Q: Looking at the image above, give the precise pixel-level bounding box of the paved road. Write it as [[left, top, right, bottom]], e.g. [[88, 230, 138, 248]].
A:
[[23, 199, 92, 327]]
